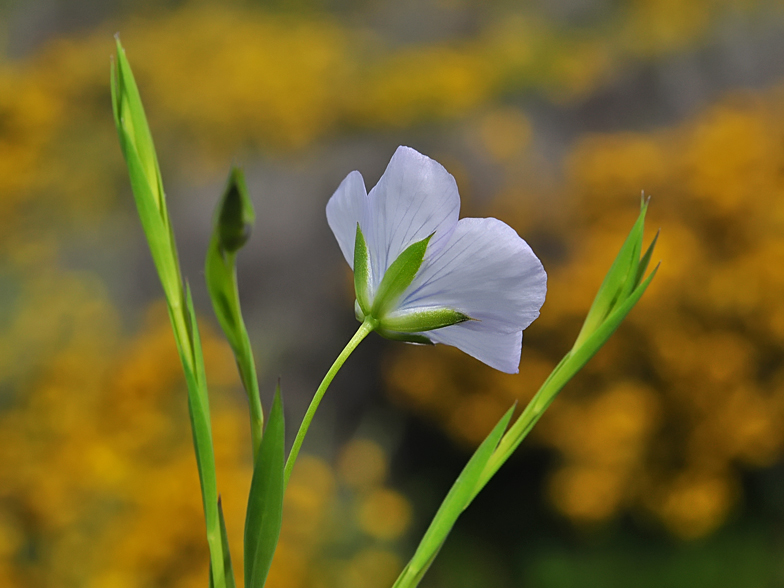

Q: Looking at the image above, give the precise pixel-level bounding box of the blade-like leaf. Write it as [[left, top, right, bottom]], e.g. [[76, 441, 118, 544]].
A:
[[567, 263, 660, 383], [572, 200, 648, 349], [475, 264, 660, 494], [371, 234, 432, 318], [209, 498, 237, 588], [471, 210, 659, 507], [113, 41, 227, 588], [393, 406, 514, 588], [245, 384, 285, 588], [113, 36, 164, 211], [635, 229, 659, 289], [112, 38, 183, 319], [183, 285, 226, 588]]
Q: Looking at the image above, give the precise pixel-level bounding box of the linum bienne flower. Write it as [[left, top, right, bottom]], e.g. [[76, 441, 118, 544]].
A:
[[327, 146, 547, 374]]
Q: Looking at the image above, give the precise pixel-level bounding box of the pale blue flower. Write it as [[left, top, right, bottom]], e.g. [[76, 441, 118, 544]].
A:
[[327, 146, 547, 373]]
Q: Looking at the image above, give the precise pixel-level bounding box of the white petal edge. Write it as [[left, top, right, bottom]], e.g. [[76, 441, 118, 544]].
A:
[[365, 146, 460, 288], [398, 217, 547, 331], [326, 170, 368, 269], [427, 324, 524, 374]]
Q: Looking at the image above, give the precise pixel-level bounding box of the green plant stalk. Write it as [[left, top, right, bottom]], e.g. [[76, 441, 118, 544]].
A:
[[393, 203, 658, 588], [232, 295, 264, 459], [210, 498, 237, 588], [112, 38, 228, 588], [473, 264, 658, 498], [206, 244, 264, 459], [392, 406, 515, 588], [284, 318, 376, 485]]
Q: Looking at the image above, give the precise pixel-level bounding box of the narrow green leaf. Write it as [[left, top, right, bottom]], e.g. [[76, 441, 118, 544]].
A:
[[182, 285, 226, 588], [371, 234, 432, 318], [110, 58, 120, 128], [567, 263, 659, 382], [635, 229, 659, 289], [185, 284, 209, 401], [616, 221, 645, 304], [532, 267, 659, 442], [573, 201, 648, 349], [472, 214, 659, 508], [121, 142, 178, 295], [112, 39, 183, 316], [353, 224, 373, 315], [210, 498, 237, 588], [479, 264, 661, 494], [394, 406, 514, 588], [113, 36, 164, 212], [245, 384, 285, 588], [113, 41, 227, 588]]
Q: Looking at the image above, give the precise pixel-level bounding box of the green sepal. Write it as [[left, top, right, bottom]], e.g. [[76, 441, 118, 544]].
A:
[[393, 406, 515, 588], [353, 224, 373, 315], [380, 307, 470, 333], [371, 234, 432, 318], [377, 330, 435, 345], [244, 384, 285, 588], [209, 497, 237, 588]]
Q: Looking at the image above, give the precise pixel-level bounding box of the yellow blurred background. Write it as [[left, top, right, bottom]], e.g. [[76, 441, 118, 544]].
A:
[[2, 0, 784, 586]]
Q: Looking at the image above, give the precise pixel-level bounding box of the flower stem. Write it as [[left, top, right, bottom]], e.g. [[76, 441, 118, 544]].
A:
[[284, 318, 375, 486], [237, 333, 264, 461]]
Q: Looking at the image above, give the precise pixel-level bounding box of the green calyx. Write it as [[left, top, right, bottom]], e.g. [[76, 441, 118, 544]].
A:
[[352, 225, 471, 337]]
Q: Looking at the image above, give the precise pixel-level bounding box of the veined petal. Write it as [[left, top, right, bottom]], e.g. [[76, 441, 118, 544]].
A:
[[326, 170, 368, 269], [399, 217, 547, 331], [365, 146, 460, 288], [427, 324, 524, 374]]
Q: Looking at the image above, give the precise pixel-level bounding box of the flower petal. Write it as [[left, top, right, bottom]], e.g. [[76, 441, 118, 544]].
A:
[[326, 170, 368, 269], [427, 324, 524, 374], [365, 146, 460, 287], [399, 217, 547, 331]]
